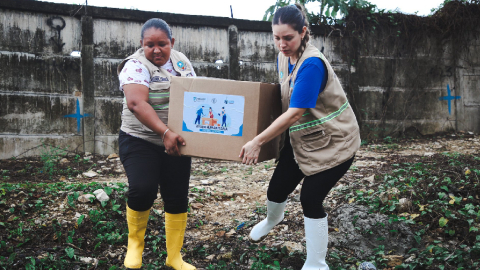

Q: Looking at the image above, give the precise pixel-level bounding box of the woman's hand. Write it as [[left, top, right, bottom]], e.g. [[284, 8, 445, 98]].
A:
[[239, 139, 262, 165], [238, 108, 306, 165], [163, 131, 186, 156]]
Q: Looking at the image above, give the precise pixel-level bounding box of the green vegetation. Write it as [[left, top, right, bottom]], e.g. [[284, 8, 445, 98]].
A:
[[341, 152, 480, 269], [0, 138, 478, 269]]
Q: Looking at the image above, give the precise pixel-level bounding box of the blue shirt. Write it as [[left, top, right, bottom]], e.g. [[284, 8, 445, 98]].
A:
[[287, 57, 327, 108]]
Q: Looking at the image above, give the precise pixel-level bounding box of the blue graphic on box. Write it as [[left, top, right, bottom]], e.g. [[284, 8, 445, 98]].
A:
[[182, 92, 244, 136]]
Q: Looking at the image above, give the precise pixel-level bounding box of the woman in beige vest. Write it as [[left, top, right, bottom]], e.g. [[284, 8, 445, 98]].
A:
[[240, 5, 360, 270], [117, 18, 196, 270]]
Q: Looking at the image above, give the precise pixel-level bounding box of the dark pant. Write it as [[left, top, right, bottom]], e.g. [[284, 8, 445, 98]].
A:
[[267, 136, 354, 219], [119, 130, 191, 213]]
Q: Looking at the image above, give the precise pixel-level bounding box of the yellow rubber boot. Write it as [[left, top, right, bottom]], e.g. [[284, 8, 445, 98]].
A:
[[165, 212, 196, 270], [124, 205, 150, 269]]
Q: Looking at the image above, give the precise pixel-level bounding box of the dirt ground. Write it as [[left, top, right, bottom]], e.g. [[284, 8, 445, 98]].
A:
[[0, 133, 479, 269]]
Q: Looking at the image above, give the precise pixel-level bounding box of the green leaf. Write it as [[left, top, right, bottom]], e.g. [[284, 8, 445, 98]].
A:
[[77, 214, 85, 226], [112, 204, 121, 211], [414, 235, 421, 244], [439, 217, 448, 227], [104, 186, 113, 196], [0, 222, 4, 227], [8, 252, 16, 263], [65, 247, 75, 259]]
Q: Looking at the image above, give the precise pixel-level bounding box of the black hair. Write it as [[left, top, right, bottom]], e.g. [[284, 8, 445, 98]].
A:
[[272, 4, 311, 58], [141, 18, 172, 41]]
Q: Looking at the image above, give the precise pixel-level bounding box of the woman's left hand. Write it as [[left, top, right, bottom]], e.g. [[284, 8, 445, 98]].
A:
[[239, 139, 261, 165]]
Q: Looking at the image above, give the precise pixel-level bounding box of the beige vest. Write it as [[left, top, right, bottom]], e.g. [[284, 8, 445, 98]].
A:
[[117, 48, 194, 146], [278, 43, 360, 176]]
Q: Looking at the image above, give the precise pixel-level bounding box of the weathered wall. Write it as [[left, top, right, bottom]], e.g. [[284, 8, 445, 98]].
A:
[[456, 34, 480, 134], [0, 0, 479, 159]]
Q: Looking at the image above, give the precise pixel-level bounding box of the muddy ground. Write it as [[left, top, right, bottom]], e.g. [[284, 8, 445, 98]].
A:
[[0, 133, 479, 269]]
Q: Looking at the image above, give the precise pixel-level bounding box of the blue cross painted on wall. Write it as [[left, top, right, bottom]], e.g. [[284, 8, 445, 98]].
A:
[[439, 84, 461, 115], [64, 99, 91, 132]]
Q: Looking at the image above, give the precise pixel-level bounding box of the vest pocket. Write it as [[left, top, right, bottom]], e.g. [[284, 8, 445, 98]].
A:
[[300, 129, 331, 152]]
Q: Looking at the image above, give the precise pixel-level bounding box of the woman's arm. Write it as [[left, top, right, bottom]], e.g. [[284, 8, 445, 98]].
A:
[[239, 57, 327, 165], [239, 107, 306, 165], [123, 84, 185, 156]]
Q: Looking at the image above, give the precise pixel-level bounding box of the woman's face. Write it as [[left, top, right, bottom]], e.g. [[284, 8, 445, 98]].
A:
[[272, 24, 306, 60], [141, 27, 175, 67]]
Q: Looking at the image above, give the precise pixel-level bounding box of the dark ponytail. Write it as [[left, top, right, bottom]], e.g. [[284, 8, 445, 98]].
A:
[[272, 4, 311, 58]]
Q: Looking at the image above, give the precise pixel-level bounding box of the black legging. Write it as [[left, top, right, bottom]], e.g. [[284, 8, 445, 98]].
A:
[[267, 135, 354, 219], [119, 130, 191, 213]]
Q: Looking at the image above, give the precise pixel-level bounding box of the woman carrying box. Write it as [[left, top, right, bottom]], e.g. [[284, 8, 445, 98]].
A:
[[239, 4, 360, 270], [117, 18, 196, 270]]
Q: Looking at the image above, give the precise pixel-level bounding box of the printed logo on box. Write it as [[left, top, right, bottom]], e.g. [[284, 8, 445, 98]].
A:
[[182, 92, 244, 136]]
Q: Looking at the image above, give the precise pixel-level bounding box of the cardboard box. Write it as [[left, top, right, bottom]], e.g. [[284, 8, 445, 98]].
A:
[[168, 77, 281, 162], [201, 117, 218, 127]]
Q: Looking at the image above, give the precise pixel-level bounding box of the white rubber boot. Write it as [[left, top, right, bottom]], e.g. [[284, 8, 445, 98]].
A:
[[302, 214, 330, 270], [249, 199, 287, 242]]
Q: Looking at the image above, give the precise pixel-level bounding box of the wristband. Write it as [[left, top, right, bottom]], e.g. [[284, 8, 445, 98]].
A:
[[162, 128, 170, 142]]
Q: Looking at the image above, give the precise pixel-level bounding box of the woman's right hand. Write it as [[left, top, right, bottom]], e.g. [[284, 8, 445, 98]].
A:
[[163, 131, 186, 156]]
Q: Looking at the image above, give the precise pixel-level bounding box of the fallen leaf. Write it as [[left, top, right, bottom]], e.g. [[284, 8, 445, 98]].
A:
[[107, 153, 119, 159], [410, 214, 420, 219], [191, 203, 204, 209], [348, 198, 355, 204], [334, 228, 339, 232], [439, 217, 449, 227], [449, 195, 455, 205]]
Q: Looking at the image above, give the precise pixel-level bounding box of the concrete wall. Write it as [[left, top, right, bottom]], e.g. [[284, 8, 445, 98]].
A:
[[1, 0, 479, 159]]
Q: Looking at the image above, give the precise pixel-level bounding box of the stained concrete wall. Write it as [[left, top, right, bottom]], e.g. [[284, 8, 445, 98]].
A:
[[0, 0, 479, 159]]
